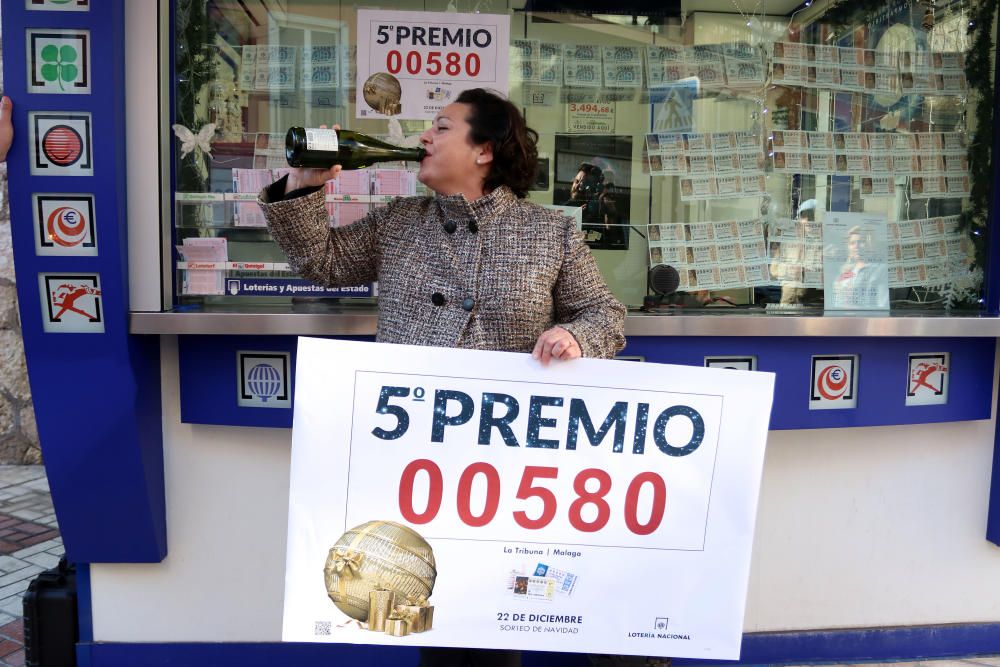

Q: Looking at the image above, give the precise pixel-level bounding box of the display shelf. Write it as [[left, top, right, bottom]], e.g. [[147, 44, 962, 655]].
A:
[[177, 261, 293, 271], [174, 192, 399, 204]]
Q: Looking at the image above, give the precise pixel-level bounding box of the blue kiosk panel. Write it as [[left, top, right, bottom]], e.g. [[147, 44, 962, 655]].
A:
[[179, 335, 995, 431], [1, 1, 165, 563]]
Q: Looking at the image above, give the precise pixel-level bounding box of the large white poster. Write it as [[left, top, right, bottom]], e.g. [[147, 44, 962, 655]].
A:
[[356, 9, 510, 120], [284, 338, 774, 659]]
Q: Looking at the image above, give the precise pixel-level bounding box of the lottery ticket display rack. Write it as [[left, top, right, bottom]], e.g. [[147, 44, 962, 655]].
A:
[[5, 2, 1000, 666]]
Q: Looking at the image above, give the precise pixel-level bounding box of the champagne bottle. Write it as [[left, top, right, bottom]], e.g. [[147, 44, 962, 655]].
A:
[[285, 126, 425, 169]]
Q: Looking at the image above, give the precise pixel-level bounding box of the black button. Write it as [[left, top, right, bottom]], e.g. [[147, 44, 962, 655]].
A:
[[461, 297, 475, 312], [468, 220, 479, 233], [443, 220, 457, 234], [431, 292, 446, 306]]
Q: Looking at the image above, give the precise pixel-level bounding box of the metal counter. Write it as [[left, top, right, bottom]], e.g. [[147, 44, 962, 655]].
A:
[[130, 307, 1000, 337]]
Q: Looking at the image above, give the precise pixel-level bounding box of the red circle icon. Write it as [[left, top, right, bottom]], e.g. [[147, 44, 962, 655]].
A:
[[42, 125, 83, 166], [817, 365, 849, 400], [47, 206, 87, 247]]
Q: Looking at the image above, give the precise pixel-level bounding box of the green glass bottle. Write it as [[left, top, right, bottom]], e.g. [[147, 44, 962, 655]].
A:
[[285, 127, 425, 169]]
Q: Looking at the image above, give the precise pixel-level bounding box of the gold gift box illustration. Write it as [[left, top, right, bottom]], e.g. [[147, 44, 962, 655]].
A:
[[368, 589, 395, 633], [380, 599, 436, 636], [324, 520, 436, 635], [385, 616, 410, 637]]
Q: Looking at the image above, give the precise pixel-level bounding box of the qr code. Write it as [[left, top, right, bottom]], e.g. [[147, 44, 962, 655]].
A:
[[314, 620, 332, 636]]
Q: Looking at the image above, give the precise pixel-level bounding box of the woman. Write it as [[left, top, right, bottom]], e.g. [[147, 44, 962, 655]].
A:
[[259, 88, 625, 364], [259, 89, 626, 666]]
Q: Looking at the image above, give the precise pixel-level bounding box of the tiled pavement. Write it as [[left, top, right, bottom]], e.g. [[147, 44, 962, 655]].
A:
[[0, 465, 993, 667], [0, 465, 63, 667]]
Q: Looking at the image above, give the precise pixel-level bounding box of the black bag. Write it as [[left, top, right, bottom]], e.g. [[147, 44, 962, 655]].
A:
[[23, 556, 78, 667]]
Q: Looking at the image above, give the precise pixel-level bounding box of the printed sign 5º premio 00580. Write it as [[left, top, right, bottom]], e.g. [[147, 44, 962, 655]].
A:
[[282, 339, 775, 659]]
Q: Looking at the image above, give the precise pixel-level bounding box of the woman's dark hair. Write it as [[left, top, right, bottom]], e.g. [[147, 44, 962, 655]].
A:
[[455, 88, 539, 198]]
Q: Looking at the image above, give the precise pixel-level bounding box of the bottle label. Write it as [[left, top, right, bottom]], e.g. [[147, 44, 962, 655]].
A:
[[304, 128, 339, 152]]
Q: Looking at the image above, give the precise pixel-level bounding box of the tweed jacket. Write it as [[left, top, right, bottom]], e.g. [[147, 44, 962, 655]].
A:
[[258, 181, 626, 359]]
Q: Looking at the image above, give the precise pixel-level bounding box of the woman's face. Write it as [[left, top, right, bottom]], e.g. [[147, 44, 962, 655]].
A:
[[417, 102, 490, 197], [848, 232, 864, 262]]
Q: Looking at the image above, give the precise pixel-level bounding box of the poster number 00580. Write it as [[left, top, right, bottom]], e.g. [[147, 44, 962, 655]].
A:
[[385, 50, 482, 77], [398, 460, 668, 537]]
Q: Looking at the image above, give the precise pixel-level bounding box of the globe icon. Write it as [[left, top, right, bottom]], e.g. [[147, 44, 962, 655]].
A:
[[247, 362, 282, 402]]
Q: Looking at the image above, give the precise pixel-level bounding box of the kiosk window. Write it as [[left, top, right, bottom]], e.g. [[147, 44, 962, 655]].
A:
[[171, 0, 987, 315]]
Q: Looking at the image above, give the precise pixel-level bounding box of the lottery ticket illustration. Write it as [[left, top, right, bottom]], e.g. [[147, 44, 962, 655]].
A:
[[512, 576, 556, 602], [533, 563, 578, 596]]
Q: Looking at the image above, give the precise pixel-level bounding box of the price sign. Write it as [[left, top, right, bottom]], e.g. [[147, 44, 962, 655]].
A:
[[566, 101, 616, 133], [284, 339, 774, 659], [356, 9, 510, 120]]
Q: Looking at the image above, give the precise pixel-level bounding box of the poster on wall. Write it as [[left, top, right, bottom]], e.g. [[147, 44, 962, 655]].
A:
[[553, 134, 632, 250], [356, 9, 510, 120], [566, 101, 615, 134], [650, 77, 698, 133], [283, 338, 775, 659], [822, 212, 889, 310]]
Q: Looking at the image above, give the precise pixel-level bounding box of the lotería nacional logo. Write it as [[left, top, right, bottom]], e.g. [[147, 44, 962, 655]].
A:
[[237, 352, 291, 409], [38, 273, 103, 333], [29, 112, 93, 176], [32, 194, 97, 255], [906, 352, 949, 406], [810, 355, 858, 410]]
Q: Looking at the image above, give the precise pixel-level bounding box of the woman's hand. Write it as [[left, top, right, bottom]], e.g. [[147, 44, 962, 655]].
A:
[[0, 97, 13, 163], [532, 326, 582, 365], [284, 123, 341, 195]]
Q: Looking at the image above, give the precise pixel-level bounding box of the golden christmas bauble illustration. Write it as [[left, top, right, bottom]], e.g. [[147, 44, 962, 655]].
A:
[[324, 520, 436, 621], [363, 73, 402, 116]]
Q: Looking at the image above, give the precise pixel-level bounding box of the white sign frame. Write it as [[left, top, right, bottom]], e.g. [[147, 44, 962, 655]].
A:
[[26, 28, 91, 94], [906, 352, 949, 406], [38, 272, 103, 333], [237, 351, 292, 409], [31, 193, 97, 256], [809, 354, 859, 409], [355, 9, 510, 120], [29, 111, 94, 176], [283, 338, 775, 659]]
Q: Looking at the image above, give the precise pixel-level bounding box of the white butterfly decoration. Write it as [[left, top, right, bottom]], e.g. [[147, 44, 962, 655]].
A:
[[171, 123, 217, 159], [386, 118, 423, 148]]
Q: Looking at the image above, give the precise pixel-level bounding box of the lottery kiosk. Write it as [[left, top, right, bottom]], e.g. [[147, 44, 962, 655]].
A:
[[4, 0, 1000, 664]]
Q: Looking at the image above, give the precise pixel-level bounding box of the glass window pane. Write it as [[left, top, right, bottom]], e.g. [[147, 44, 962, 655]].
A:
[[172, 0, 986, 314]]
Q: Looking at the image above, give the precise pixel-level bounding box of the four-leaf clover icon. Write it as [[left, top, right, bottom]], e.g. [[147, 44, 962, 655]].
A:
[[40, 44, 79, 91]]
